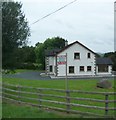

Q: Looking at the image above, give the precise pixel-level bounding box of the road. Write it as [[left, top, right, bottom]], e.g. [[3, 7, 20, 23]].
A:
[[3, 71, 51, 80], [3, 70, 115, 80]]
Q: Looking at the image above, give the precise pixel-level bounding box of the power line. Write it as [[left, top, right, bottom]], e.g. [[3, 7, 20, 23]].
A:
[[31, 0, 77, 25]]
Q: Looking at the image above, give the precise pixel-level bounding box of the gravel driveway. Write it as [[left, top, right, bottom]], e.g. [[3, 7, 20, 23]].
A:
[[3, 71, 51, 80]]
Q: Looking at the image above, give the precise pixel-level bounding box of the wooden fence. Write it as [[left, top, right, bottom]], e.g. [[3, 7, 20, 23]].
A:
[[2, 83, 116, 118]]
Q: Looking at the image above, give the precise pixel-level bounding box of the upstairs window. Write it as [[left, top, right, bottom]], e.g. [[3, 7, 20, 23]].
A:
[[87, 66, 92, 71], [74, 53, 80, 59], [80, 66, 84, 72], [87, 53, 91, 58]]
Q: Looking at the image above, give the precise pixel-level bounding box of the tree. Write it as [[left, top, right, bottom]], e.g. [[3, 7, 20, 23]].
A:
[[2, 2, 30, 69], [16, 46, 36, 64], [35, 37, 66, 70], [44, 37, 65, 49], [14, 46, 36, 69]]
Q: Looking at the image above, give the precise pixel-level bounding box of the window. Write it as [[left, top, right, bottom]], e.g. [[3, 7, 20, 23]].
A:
[[87, 53, 91, 58], [69, 66, 74, 73], [80, 66, 84, 72], [87, 66, 92, 71], [49, 66, 53, 72], [74, 53, 80, 59], [98, 65, 108, 72]]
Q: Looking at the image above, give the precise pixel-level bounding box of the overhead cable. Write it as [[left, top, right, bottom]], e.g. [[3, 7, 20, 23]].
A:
[[31, 0, 77, 25]]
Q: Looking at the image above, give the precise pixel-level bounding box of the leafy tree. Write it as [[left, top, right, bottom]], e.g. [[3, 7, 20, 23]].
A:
[[2, 2, 30, 69], [16, 46, 36, 64], [35, 37, 66, 70], [44, 37, 65, 49], [14, 46, 36, 69], [35, 42, 41, 47]]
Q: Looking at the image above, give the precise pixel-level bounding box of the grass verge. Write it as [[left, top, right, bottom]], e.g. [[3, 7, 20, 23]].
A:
[[2, 77, 115, 92], [2, 102, 85, 118]]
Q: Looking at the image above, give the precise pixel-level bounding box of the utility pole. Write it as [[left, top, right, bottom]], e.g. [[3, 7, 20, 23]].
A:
[[114, 2, 116, 51], [65, 53, 68, 90]]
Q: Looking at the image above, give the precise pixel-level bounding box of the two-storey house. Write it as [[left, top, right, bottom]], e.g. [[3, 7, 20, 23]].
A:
[[45, 41, 112, 77]]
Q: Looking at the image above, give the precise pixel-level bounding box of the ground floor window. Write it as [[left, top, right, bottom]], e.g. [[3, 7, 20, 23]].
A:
[[80, 66, 84, 72], [98, 64, 108, 72], [87, 66, 92, 71], [69, 66, 74, 73], [49, 65, 53, 72]]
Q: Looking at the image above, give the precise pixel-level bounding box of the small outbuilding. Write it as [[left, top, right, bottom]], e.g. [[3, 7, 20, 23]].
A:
[[96, 58, 113, 75]]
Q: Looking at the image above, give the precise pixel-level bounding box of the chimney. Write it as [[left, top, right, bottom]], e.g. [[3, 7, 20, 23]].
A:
[[65, 40, 68, 46]]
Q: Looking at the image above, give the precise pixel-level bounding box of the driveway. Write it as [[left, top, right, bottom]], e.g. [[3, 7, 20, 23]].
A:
[[3, 71, 51, 80]]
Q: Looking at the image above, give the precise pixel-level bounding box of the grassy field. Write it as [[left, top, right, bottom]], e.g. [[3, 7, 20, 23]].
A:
[[2, 77, 115, 92], [2, 77, 115, 118], [3, 102, 83, 118]]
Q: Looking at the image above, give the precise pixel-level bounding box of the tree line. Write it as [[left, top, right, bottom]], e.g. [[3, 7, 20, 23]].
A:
[[2, 1, 116, 72]]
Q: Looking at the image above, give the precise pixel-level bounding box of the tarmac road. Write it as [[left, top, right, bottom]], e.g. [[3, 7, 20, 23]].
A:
[[2, 70, 115, 80], [3, 71, 51, 80]]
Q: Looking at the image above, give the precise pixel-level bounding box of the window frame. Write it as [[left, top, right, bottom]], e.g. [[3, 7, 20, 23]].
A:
[[69, 66, 74, 74], [80, 66, 84, 72], [49, 65, 53, 72], [74, 52, 80, 59], [98, 65, 108, 72], [87, 53, 91, 59], [87, 66, 92, 71]]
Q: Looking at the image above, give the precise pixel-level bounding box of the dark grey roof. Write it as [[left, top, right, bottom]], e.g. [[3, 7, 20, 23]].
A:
[[45, 41, 96, 57], [45, 49, 61, 56], [96, 58, 113, 65]]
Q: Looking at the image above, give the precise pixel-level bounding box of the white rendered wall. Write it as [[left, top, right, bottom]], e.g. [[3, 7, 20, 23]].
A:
[[57, 43, 96, 76]]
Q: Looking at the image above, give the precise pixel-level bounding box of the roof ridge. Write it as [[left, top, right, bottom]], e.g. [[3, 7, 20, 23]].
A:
[[57, 40, 95, 55]]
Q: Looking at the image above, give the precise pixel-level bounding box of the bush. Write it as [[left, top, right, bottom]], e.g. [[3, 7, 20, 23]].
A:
[[16, 63, 39, 70], [2, 69, 16, 74]]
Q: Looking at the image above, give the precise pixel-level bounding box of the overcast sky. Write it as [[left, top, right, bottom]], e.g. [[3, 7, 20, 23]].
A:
[[17, 0, 115, 53]]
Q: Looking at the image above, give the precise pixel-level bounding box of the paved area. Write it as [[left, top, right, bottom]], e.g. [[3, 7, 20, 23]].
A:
[[3, 71, 51, 80], [2, 70, 115, 80]]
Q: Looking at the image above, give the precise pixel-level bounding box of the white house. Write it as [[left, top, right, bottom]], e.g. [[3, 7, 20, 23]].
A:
[[45, 41, 113, 77]]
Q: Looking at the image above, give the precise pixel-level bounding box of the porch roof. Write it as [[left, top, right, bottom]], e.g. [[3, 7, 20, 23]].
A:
[[45, 49, 61, 57], [96, 58, 113, 65]]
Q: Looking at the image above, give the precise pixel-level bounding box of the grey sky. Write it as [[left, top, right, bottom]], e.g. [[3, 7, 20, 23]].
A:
[[17, 0, 115, 53]]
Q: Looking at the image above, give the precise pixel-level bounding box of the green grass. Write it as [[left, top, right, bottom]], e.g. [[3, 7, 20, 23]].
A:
[[2, 69, 43, 75], [2, 77, 115, 92], [2, 102, 69, 118], [2, 77, 115, 117], [14, 69, 31, 73], [3, 102, 89, 118]]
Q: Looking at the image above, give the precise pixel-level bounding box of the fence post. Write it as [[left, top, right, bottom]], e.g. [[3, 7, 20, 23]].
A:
[[66, 90, 70, 113], [18, 85, 21, 104], [105, 94, 109, 116], [2, 82, 5, 99], [38, 89, 42, 109]]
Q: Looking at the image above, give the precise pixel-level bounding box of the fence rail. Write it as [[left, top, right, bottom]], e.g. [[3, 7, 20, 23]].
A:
[[2, 83, 116, 118]]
